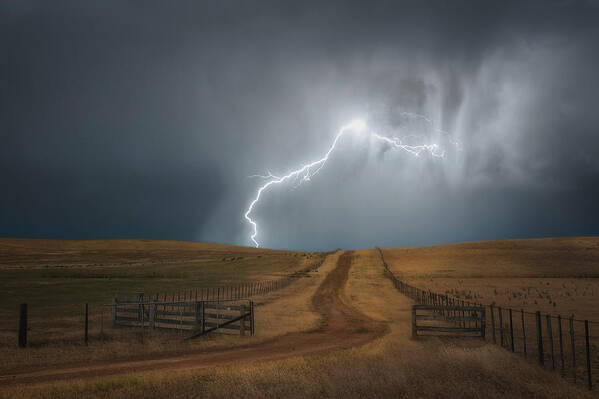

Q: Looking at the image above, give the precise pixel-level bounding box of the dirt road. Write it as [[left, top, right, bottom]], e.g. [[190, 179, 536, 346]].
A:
[[0, 251, 386, 388]]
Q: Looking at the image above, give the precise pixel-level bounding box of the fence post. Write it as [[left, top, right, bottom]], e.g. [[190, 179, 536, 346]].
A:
[[490, 305, 496, 344], [442, 295, 446, 316], [558, 315, 564, 374], [521, 310, 527, 359], [84, 303, 89, 346], [18, 303, 27, 348], [570, 315, 576, 383], [250, 301, 255, 336], [498, 307, 504, 347], [481, 307, 486, 340], [100, 305, 104, 343], [585, 320, 592, 391], [466, 301, 471, 328], [195, 302, 201, 328], [536, 311, 544, 366], [201, 301, 205, 335], [240, 304, 246, 336], [509, 308, 514, 352], [412, 306, 417, 338], [140, 303, 145, 343], [150, 302, 156, 330], [546, 315, 555, 370]]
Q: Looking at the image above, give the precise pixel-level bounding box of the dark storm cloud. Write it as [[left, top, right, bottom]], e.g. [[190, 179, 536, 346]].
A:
[[1, 0, 598, 249]]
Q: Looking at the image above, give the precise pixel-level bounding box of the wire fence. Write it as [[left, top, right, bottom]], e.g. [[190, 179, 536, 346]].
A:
[[376, 247, 596, 391], [9, 255, 331, 348], [113, 253, 328, 305]]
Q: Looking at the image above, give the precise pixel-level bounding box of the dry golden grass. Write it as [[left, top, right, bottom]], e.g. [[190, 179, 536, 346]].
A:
[[2, 248, 592, 399], [382, 237, 599, 320], [0, 239, 333, 374], [0, 238, 318, 317], [3, 344, 592, 399], [0, 251, 337, 374], [409, 277, 599, 319], [0, 238, 291, 268], [382, 237, 599, 279]]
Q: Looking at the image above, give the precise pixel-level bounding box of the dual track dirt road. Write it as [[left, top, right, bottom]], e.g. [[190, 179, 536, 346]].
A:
[[0, 251, 387, 388]]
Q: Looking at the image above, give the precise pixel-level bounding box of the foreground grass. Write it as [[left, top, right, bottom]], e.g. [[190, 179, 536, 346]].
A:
[[3, 343, 589, 399], [1, 248, 590, 399]]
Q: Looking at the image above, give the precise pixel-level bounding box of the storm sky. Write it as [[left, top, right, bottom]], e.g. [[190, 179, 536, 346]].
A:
[[2, 0, 599, 250]]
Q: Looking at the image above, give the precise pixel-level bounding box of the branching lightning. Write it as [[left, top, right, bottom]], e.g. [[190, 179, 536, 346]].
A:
[[244, 116, 455, 247]]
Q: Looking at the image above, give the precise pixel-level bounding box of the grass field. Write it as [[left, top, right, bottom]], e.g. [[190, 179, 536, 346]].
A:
[[381, 237, 599, 320], [1, 245, 593, 398], [0, 239, 327, 355]]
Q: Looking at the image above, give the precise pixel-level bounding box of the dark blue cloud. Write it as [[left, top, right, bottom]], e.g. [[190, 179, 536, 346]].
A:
[[1, 0, 598, 249]]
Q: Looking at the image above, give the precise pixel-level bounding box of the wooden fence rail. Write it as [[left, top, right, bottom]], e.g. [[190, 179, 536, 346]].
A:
[[412, 304, 485, 338], [106, 299, 254, 338]]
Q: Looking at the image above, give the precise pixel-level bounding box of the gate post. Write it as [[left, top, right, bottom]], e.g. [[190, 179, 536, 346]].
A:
[[140, 303, 145, 343], [195, 301, 201, 329], [412, 306, 417, 338], [498, 307, 504, 347], [201, 301, 205, 335], [240, 304, 246, 336], [250, 301, 255, 336], [481, 307, 486, 340], [490, 305, 496, 344], [150, 302, 156, 330]]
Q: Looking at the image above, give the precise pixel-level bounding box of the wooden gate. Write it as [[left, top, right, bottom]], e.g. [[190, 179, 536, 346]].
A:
[[412, 304, 485, 338], [110, 298, 254, 337]]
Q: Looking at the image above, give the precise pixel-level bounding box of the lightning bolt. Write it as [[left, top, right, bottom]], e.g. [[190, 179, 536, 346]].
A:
[[244, 117, 453, 247]]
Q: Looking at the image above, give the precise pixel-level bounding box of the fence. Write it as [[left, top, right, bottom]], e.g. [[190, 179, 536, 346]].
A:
[[412, 304, 485, 338], [112, 254, 330, 306], [376, 247, 596, 391], [13, 255, 330, 348], [107, 299, 253, 339]]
